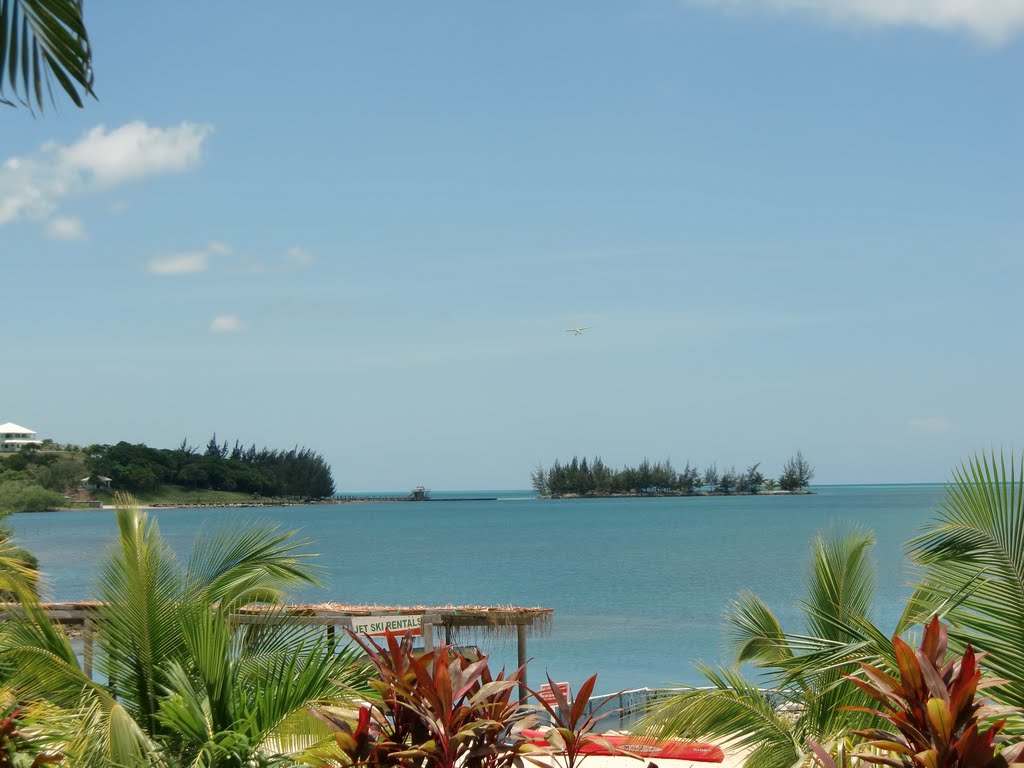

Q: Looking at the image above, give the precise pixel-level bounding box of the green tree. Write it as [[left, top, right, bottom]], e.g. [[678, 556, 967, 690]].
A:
[[702, 464, 719, 491], [0, 480, 64, 514], [0, 0, 94, 111], [0, 494, 373, 767], [779, 451, 814, 491], [740, 463, 765, 493], [530, 464, 548, 495]]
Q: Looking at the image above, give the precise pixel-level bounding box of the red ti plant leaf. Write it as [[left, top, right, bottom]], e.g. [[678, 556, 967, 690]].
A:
[[894, 636, 925, 698], [527, 674, 626, 768], [325, 629, 538, 768], [926, 698, 953, 743], [919, 616, 948, 669], [843, 617, 1023, 768], [805, 739, 841, 768]]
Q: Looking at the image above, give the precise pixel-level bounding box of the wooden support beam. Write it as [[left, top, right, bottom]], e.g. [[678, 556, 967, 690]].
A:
[[518, 623, 528, 704]]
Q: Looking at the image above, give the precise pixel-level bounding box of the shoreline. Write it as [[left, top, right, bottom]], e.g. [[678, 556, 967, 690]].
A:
[[541, 489, 813, 499], [32, 489, 812, 514]]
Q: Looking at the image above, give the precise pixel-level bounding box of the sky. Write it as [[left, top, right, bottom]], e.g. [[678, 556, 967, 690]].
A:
[[3, 1, 1022, 490]]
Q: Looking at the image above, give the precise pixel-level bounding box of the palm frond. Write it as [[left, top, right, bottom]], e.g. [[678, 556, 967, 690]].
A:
[[186, 521, 321, 611], [0, 599, 104, 710], [94, 496, 187, 734], [638, 664, 799, 761], [0, 0, 93, 110], [0, 532, 42, 600], [906, 450, 1024, 708], [725, 590, 795, 667], [801, 527, 877, 643]]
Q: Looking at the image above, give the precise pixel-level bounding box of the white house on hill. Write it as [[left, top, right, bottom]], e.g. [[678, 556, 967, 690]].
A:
[[0, 423, 44, 452]]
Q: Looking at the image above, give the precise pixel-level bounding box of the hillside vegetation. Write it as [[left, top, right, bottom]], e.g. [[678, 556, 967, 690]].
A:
[[0, 435, 336, 513]]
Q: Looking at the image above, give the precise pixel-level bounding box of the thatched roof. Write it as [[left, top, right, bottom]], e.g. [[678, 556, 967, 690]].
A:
[[16, 601, 554, 637]]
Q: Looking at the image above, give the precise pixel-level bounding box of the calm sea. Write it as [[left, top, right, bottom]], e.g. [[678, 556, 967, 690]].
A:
[[11, 485, 947, 696]]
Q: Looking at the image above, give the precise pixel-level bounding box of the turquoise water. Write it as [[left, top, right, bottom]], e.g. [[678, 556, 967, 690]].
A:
[[11, 485, 947, 696]]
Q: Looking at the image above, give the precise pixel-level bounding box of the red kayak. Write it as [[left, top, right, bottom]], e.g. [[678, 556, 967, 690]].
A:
[[521, 729, 724, 762]]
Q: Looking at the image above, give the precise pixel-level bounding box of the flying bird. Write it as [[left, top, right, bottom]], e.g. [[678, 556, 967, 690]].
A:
[[565, 327, 590, 335]]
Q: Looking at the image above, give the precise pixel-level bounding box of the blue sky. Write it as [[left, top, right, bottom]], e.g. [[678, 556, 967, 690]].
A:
[[4, 1, 1022, 489]]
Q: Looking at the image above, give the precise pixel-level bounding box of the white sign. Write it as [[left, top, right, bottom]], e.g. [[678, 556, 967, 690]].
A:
[[350, 614, 423, 637], [536, 682, 571, 705]]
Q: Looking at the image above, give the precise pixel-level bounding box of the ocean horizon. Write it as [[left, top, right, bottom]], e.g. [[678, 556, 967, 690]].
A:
[[12, 483, 948, 696]]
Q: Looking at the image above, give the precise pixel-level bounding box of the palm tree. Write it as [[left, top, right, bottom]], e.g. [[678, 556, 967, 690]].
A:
[[0, 494, 372, 767], [0, 0, 94, 111], [905, 450, 1024, 710], [640, 527, 917, 768]]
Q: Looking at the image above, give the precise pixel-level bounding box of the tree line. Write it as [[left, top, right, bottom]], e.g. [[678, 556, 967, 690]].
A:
[[0, 447, 81, 514], [531, 451, 814, 496], [86, 435, 336, 498]]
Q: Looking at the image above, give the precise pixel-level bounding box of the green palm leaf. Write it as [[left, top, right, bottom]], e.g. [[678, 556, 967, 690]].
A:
[[906, 450, 1024, 708], [0, 0, 93, 110], [187, 521, 321, 612], [642, 664, 800, 759], [95, 497, 187, 734]]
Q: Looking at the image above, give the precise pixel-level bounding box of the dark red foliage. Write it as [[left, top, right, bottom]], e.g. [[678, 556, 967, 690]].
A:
[[808, 617, 1023, 768]]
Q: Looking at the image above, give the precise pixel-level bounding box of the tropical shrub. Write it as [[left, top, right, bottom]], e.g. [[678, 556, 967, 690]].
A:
[[308, 630, 534, 768], [808, 616, 1023, 768], [526, 674, 620, 768], [0, 494, 373, 768]]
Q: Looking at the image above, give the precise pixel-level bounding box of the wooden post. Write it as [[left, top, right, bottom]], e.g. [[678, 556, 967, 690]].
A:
[[517, 623, 528, 704], [326, 624, 336, 653], [422, 618, 434, 649]]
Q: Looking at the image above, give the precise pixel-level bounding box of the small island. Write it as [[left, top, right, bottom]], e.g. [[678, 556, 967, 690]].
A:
[[531, 452, 814, 498]]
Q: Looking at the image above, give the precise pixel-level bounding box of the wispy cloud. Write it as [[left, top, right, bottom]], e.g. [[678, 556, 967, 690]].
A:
[[150, 241, 313, 277], [285, 246, 313, 267], [210, 314, 245, 333], [149, 251, 209, 275], [684, 0, 1024, 43], [46, 216, 88, 241], [908, 416, 953, 434], [227, 244, 316, 275], [207, 240, 233, 255], [0, 121, 213, 228], [148, 241, 235, 276]]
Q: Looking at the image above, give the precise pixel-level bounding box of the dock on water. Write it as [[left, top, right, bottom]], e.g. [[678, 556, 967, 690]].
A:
[[336, 485, 498, 503]]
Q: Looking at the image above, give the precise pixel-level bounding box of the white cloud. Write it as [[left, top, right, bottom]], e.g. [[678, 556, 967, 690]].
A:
[[46, 216, 88, 240], [60, 121, 213, 185], [685, 0, 1024, 43], [0, 121, 213, 228], [908, 416, 954, 434], [210, 314, 245, 333], [148, 251, 209, 275]]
